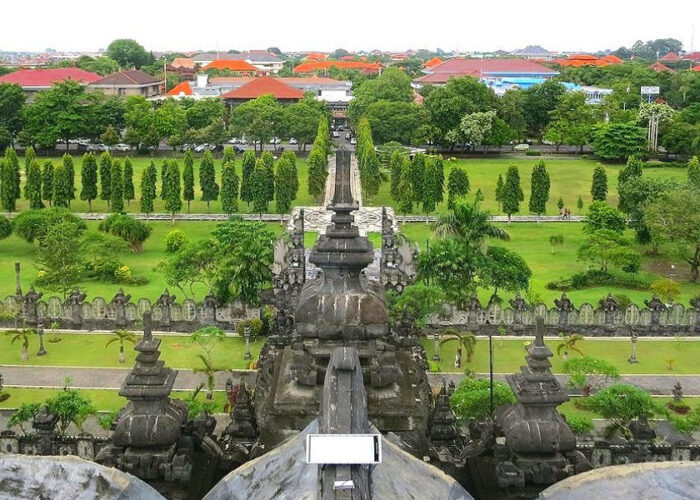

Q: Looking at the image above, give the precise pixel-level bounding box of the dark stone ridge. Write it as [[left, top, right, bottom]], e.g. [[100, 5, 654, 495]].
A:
[[494, 317, 589, 489], [0, 454, 164, 499]]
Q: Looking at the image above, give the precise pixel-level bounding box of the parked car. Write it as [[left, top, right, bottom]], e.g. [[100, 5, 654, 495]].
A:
[[113, 143, 130, 152], [269, 137, 281, 144], [194, 143, 209, 153], [87, 143, 109, 152], [345, 133, 351, 140], [289, 137, 298, 145], [332, 131, 340, 138], [233, 145, 245, 153], [179, 144, 194, 152], [337, 125, 344, 131], [513, 143, 530, 152], [350, 137, 356, 145], [211, 144, 225, 153], [228, 137, 239, 144]]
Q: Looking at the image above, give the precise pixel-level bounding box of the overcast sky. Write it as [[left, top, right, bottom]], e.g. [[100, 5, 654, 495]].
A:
[[1, 0, 699, 54]]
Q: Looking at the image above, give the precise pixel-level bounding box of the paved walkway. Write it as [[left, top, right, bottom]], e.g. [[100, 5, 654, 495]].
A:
[[3, 365, 699, 396]]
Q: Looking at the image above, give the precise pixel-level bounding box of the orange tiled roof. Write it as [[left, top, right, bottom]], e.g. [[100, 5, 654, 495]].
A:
[[293, 61, 382, 73], [171, 57, 195, 69], [304, 52, 327, 61], [692, 65, 700, 72], [167, 81, 193, 96], [597, 54, 623, 65], [660, 52, 681, 62], [202, 59, 257, 72], [648, 62, 675, 73], [423, 57, 443, 68], [220, 76, 304, 100]]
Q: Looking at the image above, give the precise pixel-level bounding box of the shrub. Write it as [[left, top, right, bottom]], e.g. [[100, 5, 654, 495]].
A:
[[164, 229, 189, 253], [566, 414, 594, 435], [12, 208, 86, 244], [650, 278, 681, 303], [525, 150, 542, 156], [236, 319, 264, 338], [546, 269, 650, 292], [0, 215, 12, 240], [450, 377, 516, 421], [99, 214, 152, 252], [670, 407, 700, 434]]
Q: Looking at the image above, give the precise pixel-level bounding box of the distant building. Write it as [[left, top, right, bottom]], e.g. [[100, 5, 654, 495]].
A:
[[659, 52, 681, 62], [171, 57, 195, 69], [193, 51, 283, 74], [554, 54, 623, 67], [201, 59, 258, 74], [510, 45, 555, 60], [89, 69, 163, 98], [412, 58, 558, 86], [648, 62, 675, 73], [423, 57, 443, 69], [220, 76, 304, 104], [293, 60, 382, 74], [0, 67, 101, 99]]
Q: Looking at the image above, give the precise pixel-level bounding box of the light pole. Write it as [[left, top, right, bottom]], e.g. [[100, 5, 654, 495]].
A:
[[432, 331, 441, 362], [36, 322, 47, 357], [243, 325, 252, 361], [628, 332, 638, 364], [489, 332, 494, 418]]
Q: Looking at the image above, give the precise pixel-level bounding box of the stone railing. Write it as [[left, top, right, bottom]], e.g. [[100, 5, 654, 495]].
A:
[[0, 429, 110, 461], [425, 294, 700, 336], [1, 289, 260, 333], [578, 439, 700, 468]]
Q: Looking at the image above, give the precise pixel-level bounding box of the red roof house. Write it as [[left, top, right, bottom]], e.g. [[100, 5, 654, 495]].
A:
[[0, 68, 101, 90], [660, 52, 681, 62], [423, 57, 443, 68], [415, 58, 558, 85], [648, 62, 675, 73], [691, 65, 700, 72], [202, 59, 258, 73], [293, 61, 382, 74], [684, 52, 700, 62], [167, 81, 193, 96], [220, 76, 304, 102]]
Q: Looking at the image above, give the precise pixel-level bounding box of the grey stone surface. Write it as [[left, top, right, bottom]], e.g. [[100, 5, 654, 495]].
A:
[[0, 454, 163, 499], [538, 461, 700, 499], [205, 419, 473, 500]]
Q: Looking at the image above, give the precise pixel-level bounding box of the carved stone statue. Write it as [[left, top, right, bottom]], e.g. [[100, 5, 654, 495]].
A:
[[509, 293, 529, 325], [110, 288, 131, 328], [203, 291, 218, 324], [599, 293, 619, 329], [554, 292, 574, 328], [673, 381, 683, 403], [22, 287, 43, 326], [156, 289, 176, 328], [66, 288, 87, 327], [644, 294, 667, 330]]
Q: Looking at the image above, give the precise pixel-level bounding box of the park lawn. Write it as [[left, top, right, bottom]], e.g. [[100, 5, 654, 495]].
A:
[[0, 387, 228, 412], [0, 220, 288, 300], [16, 155, 687, 216], [15, 154, 315, 214], [374, 157, 687, 215], [399, 222, 700, 305], [0, 332, 265, 370], [425, 337, 700, 375]]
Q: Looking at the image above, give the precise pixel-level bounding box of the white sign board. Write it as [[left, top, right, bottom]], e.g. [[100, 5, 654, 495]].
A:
[[641, 86, 660, 95], [306, 434, 382, 464]]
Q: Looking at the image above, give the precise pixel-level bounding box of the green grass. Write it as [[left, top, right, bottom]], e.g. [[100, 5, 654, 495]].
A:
[[376, 157, 687, 215], [559, 396, 700, 419], [16, 155, 687, 215], [425, 337, 700, 374], [15, 154, 314, 214], [0, 387, 228, 412], [0, 332, 265, 370], [400, 222, 700, 305]]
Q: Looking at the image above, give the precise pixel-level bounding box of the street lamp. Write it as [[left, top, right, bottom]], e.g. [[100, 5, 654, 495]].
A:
[[628, 332, 638, 364], [489, 332, 494, 418], [36, 322, 47, 357], [432, 331, 441, 362], [243, 325, 252, 361]]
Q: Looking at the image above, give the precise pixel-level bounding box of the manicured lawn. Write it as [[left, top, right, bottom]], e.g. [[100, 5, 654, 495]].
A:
[[425, 337, 700, 375], [0, 387, 228, 412], [400, 222, 700, 305], [375, 157, 687, 215], [15, 154, 315, 214], [0, 332, 265, 370], [16, 155, 687, 216]]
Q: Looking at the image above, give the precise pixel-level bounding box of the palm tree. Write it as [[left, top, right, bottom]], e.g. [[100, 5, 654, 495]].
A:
[[7, 329, 32, 361], [433, 200, 509, 253], [440, 329, 478, 368], [193, 354, 226, 400], [556, 333, 584, 360], [105, 329, 137, 363]]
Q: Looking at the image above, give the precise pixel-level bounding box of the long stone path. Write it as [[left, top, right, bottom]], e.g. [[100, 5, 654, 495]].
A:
[[3, 365, 700, 397]]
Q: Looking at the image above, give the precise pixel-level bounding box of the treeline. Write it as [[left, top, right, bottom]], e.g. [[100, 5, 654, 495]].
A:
[[0, 79, 330, 153], [0, 146, 301, 217]]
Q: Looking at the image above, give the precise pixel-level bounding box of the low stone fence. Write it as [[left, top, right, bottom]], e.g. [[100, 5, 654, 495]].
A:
[[578, 440, 700, 468]]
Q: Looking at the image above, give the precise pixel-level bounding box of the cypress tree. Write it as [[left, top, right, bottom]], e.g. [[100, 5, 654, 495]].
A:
[[475, 187, 484, 202], [240, 150, 256, 208], [99, 152, 112, 207], [221, 154, 239, 215], [557, 197, 565, 211], [140, 160, 157, 217], [528, 160, 550, 219], [422, 156, 444, 218], [283, 150, 299, 200], [80, 152, 98, 211], [396, 158, 413, 215], [62, 153, 75, 206], [4, 148, 20, 205], [199, 150, 218, 211], [182, 150, 195, 212], [577, 195, 584, 212], [110, 159, 124, 213], [408, 153, 425, 204], [591, 165, 608, 201], [222, 145, 235, 167], [164, 160, 181, 222], [502, 165, 524, 222], [251, 158, 268, 214], [24, 146, 36, 172], [688, 156, 700, 189], [42, 161, 54, 207], [52, 160, 71, 208], [275, 153, 296, 214], [495, 173, 505, 212], [123, 157, 135, 206], [25, 159, 44, 210], [389, 150, 404, 201], [307, 147, 328, 203], [261, 151, 275, 206], [618, 156, 643, 212], [0, 158, 15, 212], [160, 159, 168, 199], [447, 166, 470, 210]]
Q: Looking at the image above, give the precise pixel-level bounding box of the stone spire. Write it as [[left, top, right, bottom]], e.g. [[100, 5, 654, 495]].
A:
[[112, 311, 188, 448], [428, 383, 463, 451], [224, 384, 257, 440], [295, 150, 388, 340]]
